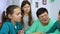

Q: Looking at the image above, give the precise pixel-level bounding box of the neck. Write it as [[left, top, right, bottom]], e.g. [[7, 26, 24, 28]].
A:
[[42, 23, 49, 26], [11, 20, 16, 26], [24, 13, 28, 16]]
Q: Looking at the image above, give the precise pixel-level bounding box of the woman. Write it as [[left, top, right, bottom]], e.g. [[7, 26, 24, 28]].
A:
[[21, 0, 33, 31]]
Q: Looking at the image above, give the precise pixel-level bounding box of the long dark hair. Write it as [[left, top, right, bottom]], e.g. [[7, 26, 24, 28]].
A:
[[21, 0, 32, 26], [1, 5, 19, 25]]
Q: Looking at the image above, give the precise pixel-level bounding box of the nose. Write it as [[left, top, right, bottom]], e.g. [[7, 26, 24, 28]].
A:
[[43, 16, 46, 19], [19, 14, 22, 18]]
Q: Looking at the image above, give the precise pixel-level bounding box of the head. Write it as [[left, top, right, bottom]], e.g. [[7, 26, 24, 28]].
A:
[[2, 5, 22, 23], [21, 0, 32, 26], [21, 0, 31, 14], [36, 8, 49, 25], [58, 10, 60, 21]]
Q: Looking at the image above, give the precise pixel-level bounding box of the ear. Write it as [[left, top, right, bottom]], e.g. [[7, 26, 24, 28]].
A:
[[8, 14, 12, 19]]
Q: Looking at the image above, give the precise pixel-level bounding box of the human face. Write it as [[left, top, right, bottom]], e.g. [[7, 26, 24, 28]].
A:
[[10, 8, 22, 22], [22, 4, 30, 14], [38, 12, 49, 25]]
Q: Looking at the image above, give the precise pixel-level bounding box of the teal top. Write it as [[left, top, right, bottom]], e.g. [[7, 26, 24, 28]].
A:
[[0, 21, 22, 34], [26, 18, 60, 34]]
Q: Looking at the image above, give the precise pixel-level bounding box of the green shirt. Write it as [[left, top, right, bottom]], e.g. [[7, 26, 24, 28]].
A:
[[26, 18, 60, 34], [46, 20, 60, 33]]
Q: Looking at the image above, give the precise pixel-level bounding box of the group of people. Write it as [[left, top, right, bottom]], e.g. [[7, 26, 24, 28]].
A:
[[0, 0, 60, 34]]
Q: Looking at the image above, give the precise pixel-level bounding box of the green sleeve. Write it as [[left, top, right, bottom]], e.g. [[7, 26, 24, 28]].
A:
[[26, 20, 38, 34]]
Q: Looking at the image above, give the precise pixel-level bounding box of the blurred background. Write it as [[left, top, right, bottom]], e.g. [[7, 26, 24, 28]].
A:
[[0, 0, 60, 23]]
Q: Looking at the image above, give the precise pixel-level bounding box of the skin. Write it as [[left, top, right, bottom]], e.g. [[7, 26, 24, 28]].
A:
[[38, 12, 50, 26], [22, 4, 30, 16], [8, 8, 22, 25]]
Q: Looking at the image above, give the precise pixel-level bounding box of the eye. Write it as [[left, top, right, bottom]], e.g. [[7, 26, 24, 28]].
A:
[[24, 7, 26, 8], [16, 12, 21, 15]]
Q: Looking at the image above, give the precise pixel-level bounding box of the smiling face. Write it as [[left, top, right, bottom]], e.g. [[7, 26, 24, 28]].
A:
[[38, 12, 50, 24], [8, 8, 22, 22]]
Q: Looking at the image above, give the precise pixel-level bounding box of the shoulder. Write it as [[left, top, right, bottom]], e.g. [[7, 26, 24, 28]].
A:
[[32, 19, 40, 25], [50, 18, 56, 23], [2, 22, 10, 26], [50, 18, 56, 21], [1, 21, 11, 29], [33, 19, 40, 22], [49, 18, 57, 26], [1, 22, 10, 32]]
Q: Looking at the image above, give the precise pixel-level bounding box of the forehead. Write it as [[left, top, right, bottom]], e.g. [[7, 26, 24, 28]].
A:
[[39, 12, 48, 16], [24, 4, 30, 7], [13, 8, 21, 13]]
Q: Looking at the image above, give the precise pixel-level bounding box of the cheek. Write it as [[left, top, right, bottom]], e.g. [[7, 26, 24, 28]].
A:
[[39, 17, 43, 21], [28, 7, 30, 10], [23, 8, 26, 11], [13, 15, 18, 19], [46, 16, 49, 18], [28, 9, 30, 12]]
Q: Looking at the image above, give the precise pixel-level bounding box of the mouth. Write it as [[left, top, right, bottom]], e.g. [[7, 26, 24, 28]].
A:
[[43, 19, 47, 21]]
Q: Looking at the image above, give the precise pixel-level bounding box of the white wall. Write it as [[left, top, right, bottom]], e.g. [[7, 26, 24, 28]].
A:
[[0, 0, 60, 22], [0, 0, 7, 22], [49, 0, 60, 20], [31, 0, 51, 20], [30, 0, 60, 20]]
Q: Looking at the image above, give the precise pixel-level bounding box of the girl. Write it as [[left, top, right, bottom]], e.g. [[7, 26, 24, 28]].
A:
[[21, 0, 33, 31], [0, 5, 24, 34]]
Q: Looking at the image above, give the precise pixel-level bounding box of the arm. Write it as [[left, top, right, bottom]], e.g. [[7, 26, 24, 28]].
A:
[[46, 22, 57, 33], [46, 21, 58, 34]]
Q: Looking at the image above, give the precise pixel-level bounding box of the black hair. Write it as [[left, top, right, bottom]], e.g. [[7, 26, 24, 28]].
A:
[[59, 10, 60, 14], [1, 5, 19, 24], [36, 7, 48, 17]]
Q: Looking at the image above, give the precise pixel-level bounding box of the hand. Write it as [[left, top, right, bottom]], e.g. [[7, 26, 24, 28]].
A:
[[18, 30, 24, 34]]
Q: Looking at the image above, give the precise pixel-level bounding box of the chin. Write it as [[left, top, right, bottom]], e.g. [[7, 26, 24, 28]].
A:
[[17, 20, 21, 22], [45, 23, 47, 24], [43, 21, 48, 23]]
